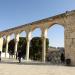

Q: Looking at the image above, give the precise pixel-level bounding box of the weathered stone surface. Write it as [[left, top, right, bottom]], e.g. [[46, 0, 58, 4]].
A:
[[1, 10, 75, 65]]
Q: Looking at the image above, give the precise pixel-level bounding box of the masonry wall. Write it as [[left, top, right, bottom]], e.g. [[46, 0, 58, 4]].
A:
[[65, 12, 75, 65]]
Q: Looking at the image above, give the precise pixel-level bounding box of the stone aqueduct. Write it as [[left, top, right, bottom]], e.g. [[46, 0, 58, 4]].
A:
[[0, 10, 75, 65]]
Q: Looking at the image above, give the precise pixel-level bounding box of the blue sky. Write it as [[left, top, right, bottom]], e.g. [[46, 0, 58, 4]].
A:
[[0, 0, 75, 47]]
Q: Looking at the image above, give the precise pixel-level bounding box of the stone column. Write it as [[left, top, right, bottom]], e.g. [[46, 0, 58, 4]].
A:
[[14, 33, 19, 58], [41, 29, 48, 62], [65, 29, 75, 65], [5, 35, 10, 58], [26, 31, 32, 61], [64, 14, 75, 65], [0, 37, 3, 52]]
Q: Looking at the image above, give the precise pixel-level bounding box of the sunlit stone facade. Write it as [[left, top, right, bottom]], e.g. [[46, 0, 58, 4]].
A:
[[0, 10, 75, 65]]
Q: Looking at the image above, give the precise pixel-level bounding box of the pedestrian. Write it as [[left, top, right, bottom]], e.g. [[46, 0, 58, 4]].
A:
[[18, 51, 22, 63], [0, 51, 1, 61], [60, 53, 65, 64]]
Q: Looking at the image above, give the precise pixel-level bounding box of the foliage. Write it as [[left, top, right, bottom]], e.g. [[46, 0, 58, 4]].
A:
[[8, 37, 26, 56], [30, 37, 49, 60], [3, 37, 49, 61], [18, 37, 26, 58], [8, 39, 15, 55], [2, 38, 6, 52]]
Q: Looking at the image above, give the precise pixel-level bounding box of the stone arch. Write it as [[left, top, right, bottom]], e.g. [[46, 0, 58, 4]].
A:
[[19, 31, 26, 37], [2, 35, 6, 52], [18, 30, 27, 58], [47, 24, 64, 64], [48, 24, 64, 47], [29, 28, 42, 60], [48, 23, 65, 29], [32, 27, 42, 37], [10, 33, 15, 40], [1, 10, 75, 65], [8, 33, 15, 52]]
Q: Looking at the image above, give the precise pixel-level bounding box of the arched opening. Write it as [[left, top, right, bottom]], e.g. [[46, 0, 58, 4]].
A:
[[2, 35, 6, 53], [47, 24, 65, 64], [10, 33, 15, 40], [19, 31, 26, 59], [8, 33, 15, 58], [32, 28, 41, 37], [30, 28, 42, 61], [20, 31, 26, 37], [48, 24, 64, 47]]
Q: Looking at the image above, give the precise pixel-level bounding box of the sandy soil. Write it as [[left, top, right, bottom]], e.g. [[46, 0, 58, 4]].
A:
[[0, 58, 75, 75]]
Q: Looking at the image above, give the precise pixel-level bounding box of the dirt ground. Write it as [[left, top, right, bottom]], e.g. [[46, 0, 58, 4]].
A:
[[0, 58, 75, 75]]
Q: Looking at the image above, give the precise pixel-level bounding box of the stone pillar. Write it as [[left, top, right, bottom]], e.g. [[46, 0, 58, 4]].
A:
[[64, 30, 71, 60], [26, 31, 32, 61], [65, 29, 75, 65], [41, 29, 48, 62], [64, 14, 75, 65], [5, 35, 10, 58], [14, 33, 19, 58], [0, 37, 3, 52]]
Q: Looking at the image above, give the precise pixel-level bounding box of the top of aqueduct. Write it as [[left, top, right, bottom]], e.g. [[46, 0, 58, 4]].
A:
[[0, 10, 75, 37]]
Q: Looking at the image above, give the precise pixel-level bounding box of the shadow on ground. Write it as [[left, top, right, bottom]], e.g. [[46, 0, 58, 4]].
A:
[[0, 59, 67, 67]]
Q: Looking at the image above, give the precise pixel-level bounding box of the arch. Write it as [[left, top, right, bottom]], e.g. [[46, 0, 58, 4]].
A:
[[48, 24, 64, 47], [47, 24, 64, 64], [20, 31, 26, 37], [18, 31, 27, 58], [2, 35, 6, 39], [32, 28, 42, 38], [30, 28, 42, 60], [2, 35, 6, 52], [10, 33, 15, 40], [48, 23, 65, 29]]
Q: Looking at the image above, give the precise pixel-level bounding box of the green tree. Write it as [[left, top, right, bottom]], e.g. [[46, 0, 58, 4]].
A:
[[8, 39, 15, 55], [30, 37, 49, 61], [8, 37, 26, 56], [2, 38, 6, 52], [18, 37, 27, 58], [3, 37, 49, 61]]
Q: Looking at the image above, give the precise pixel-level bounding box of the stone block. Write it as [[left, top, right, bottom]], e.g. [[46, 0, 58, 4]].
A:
[[69, 32, 75, 38]]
